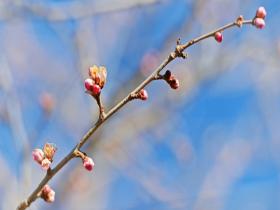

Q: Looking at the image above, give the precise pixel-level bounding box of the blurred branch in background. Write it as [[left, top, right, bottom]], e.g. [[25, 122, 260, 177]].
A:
[[0, 56, 34, 209], [0, 0, 161, 21]]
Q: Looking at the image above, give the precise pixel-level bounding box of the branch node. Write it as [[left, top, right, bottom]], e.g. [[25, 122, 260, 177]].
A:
[[235, 15, 244, 27], [73, 149, 86, 160], [154, 73, 164, 80], [173, 39, 188, 59]]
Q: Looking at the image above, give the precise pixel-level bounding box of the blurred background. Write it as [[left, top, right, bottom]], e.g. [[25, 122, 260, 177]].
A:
[[0, 0, 279, 209]]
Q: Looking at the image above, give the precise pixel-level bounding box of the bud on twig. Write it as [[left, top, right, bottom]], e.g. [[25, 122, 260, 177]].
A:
[[138, 89, 148, 100], [83, 156, 95, 171], [41, 185, 55, 203], [163, 70, 180, 89], [253, 6, 266, 29], [32, 143, 57, 170], [214, 32, 223, 43]]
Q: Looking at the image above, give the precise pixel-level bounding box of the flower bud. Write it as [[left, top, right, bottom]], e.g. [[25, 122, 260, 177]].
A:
[[92, 84, 101, 96], [83, 157, 95, 171], [41, 185, 55, 203], [138, 89, 148, 100], [256, 6, 266, 19], [32, 149, 44, 164], [41, 158, 51, 170], [214, 32, 223, 43], [170, 79, 180, 89], [84, 78, 95, 92], [254, 18, 265, 29]]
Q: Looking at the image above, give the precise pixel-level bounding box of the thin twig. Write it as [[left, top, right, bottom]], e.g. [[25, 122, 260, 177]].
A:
[[17, 19, 253, 210]]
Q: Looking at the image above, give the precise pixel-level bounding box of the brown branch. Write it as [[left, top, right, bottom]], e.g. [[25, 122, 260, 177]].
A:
[[17, 18, 254, 210]]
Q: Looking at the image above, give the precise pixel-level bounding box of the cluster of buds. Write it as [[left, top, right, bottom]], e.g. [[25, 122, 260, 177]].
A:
[[41, 185, 55, 203], [253, 6, 266, 29], [84, 65, 107, 96], [163, 70, 180, 89], [32, 143, 57, 170]]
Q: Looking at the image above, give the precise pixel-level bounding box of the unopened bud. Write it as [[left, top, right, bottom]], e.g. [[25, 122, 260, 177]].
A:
[[83, 157, 95, 171], [256, 6, 266, 19], [32, 149, 44, 164], [138, 89, 148, 100], [254, 18, 265, 29], [41, 185, 55, 203], [84, 78, 95, 92], [214, 32, 223, 43]]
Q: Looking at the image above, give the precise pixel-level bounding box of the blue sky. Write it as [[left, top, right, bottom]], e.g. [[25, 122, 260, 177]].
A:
[[0, 1, 279, 210]]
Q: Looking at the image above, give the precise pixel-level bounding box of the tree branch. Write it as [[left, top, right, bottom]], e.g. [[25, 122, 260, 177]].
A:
[[17, 18, 254, 210]]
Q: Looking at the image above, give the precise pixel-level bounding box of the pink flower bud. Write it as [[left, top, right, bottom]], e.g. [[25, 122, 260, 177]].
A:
[[92, 84, 101, 96], [138, 89, 148, 100], [214, 32, 223, 43], [46, 189, 55, 203], [32, 149, 44, 164], [83, 157, 94, 171], [170, 79, 180, 89], [42, 185, 55, 203], [256, 6, 266, 19], [41, 158, 51, 170], [254, 18, 265, 29], [84, 78, 95, 92]]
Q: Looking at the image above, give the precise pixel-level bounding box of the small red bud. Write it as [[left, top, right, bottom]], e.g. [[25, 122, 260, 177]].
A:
[[254, 18, 265, 29], [84, 78, 94, 92], [214, 32, 223, 43], [256, 6, 266, 19], [138, 89, 148, 100], [83, 157, 95, 171], [170, 79, 180, 89], [92, 84, 101, 96]]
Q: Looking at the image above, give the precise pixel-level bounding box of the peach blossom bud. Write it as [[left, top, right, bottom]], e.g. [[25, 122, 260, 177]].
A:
[[92, 84, 101, 96], [170, 79, 180, 89], [83, 157, 94, 171], [84, 78, 94, 92], [32, 149, 44, 164], [138, 89, 148, 100], [214, 32, 223, 43], [42, 185, 55, 203], [46, 189, 55, 203], [256, 6, 266, 19], [254, 18, 265, 29], [41, 158, 51, 170]]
